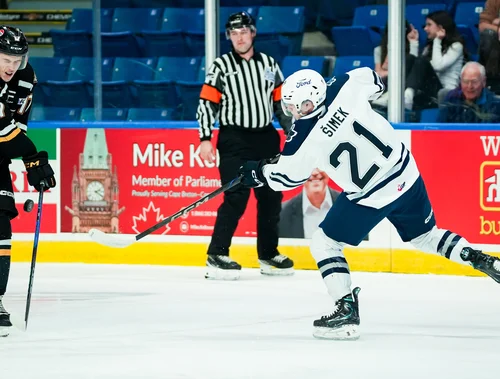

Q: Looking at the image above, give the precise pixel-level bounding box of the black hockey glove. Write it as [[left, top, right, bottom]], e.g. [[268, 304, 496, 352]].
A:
[[238, 160, 267, 188], [22, 151, 56, 192]]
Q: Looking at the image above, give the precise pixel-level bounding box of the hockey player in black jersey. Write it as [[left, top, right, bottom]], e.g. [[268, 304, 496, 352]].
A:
[[0, 26, 56, 337]]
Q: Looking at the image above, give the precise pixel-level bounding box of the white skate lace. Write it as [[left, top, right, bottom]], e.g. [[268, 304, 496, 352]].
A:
[[321, 303, 341, 320], [272, 254, 287, 263], [217, 255, 235, 264]]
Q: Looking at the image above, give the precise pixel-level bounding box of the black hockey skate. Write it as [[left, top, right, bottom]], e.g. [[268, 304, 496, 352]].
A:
[[205, 255, 242, 280], [460, 248, 500, 283], [313, 287, 361, 340], [259, 254, 294, 276], [0, 296, 12, 337]]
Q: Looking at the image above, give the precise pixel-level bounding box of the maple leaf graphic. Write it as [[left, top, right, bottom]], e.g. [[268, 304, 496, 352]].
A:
[[131, 201, 170, 235]]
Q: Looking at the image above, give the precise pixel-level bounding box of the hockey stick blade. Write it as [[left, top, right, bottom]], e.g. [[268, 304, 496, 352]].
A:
[[88, 228, 136, 248], [88, 176, 242, 248]]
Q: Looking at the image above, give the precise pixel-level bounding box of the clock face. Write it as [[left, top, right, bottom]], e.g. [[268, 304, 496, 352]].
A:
[[86, 181, 105, 201]]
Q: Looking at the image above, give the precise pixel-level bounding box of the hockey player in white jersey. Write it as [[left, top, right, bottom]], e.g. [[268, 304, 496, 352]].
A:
[[238, 67, 500, 340]]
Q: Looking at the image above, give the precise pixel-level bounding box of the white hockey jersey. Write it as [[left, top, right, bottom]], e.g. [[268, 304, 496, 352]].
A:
[[262, 67, 420, 209]]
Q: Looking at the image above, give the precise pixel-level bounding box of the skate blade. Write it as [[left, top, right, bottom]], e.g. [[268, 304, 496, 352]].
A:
[[0, 326, 10, 338], [259, 265, 295, 276], [313, 324, 360, 341], [205, 266, 241, 281]]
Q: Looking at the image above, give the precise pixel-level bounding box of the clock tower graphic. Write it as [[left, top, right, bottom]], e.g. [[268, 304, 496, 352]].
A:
[[65, 128, 125, 233]]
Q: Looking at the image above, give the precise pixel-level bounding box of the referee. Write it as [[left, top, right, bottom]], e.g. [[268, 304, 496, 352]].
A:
[[197, 11, 294, 280]]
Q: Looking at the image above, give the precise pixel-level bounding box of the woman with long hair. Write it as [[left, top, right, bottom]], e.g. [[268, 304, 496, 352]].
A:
[[405, 10, 467, 110], [372, 20, 419, 107]]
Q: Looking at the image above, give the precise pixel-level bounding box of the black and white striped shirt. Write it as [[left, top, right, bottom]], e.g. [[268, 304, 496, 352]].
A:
[[197, 50, 291, 141]]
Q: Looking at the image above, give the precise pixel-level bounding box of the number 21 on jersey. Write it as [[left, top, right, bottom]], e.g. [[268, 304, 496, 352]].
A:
[[329, 121, 393, 190]]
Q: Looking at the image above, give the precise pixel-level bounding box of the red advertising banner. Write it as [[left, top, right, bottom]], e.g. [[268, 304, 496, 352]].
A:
[[60, 128, 343, 238], [412, 131, 500, 244], [61, 128, 339, 238]]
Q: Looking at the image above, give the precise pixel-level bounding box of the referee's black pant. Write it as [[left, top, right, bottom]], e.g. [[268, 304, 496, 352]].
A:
[[208, 125, 283, 260]]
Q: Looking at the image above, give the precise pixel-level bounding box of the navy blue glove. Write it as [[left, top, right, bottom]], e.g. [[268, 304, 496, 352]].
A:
[[238, 160, 267, 188]]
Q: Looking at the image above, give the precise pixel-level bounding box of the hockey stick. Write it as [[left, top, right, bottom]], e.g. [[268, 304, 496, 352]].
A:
[[89, 175, 243, 248], [24, 183, 45, 331]]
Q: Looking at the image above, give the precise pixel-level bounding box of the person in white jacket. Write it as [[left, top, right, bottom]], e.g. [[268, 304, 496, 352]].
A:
[[237, 68, 500, 341], [404, 10, 467, 110]]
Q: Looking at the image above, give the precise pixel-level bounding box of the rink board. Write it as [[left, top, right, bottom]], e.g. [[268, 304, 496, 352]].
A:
[[9, 240, 492, 278]]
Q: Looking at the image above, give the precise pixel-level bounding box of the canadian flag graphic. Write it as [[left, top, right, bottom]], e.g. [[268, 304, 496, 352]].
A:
[[131, 201, 170, 235]]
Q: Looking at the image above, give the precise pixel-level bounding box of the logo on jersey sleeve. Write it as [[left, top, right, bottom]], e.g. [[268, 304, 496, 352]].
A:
[[286, 124, 297, 142]]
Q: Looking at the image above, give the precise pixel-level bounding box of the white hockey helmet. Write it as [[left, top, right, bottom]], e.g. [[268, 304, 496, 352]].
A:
[[281, 69, 327, 117]]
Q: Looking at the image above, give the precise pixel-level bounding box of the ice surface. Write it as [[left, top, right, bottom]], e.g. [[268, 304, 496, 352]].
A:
[[0, 263, 499, 379]]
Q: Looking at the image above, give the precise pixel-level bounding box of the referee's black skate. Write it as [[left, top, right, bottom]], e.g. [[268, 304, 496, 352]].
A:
[[205, 255, 241, 280], [259, 254, 294, 276], [0, 296, 12, 337], [460, 248, 500, 283], [313, 287, 361, 340]]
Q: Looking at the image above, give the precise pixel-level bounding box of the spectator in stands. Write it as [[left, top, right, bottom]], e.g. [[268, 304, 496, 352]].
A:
[[372, 21, 419, 108], [479, 0, 500, 94], [404, 11, 466, 110], [438, 62, 500, 123]]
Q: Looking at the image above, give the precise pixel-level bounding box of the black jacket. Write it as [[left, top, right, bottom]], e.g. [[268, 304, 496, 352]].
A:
[[278, 188, 340, 239]]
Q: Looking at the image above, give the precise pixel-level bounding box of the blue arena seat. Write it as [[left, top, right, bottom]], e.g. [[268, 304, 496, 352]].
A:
[[331, 5, 387, 56], [102, 0, 132, 7], [132, 80, 180, 108], [131, 0, 177, 6], [80, 107, 129, 121], [141, 8, 200, 56], [281, 56, 328, 78], [67, 57, 115, 82], [160, 8, 203, 32], [253, 33, 291, 64], [127, 107, 178, 121], [256, 6, 305, 55], [112, 57, 157, 81], [110, 8, 163, 33], [316, 0, 363, 27], [141, 31, 190, 57], [175, 81, 203, 120], [352, 5, 388, 30], [220, 0, 270, 6], [454, 2, 483, 55], [89, 81, 135, 108], [38, 81, 93, 108], [101, 32, 143, 57], [332, 56, 373, 77], [174, 0, 204, 6], [270, 0, 318, 29], [185, 31, 227, 57], [331, 26, 382, 56], [155, 57, 201, 81], [29, 106, 81, 121], [67, 8, 113, 32], [454, 2, 483, 27], [50, 30, 93, 57], [29, 57, 71, 82]]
